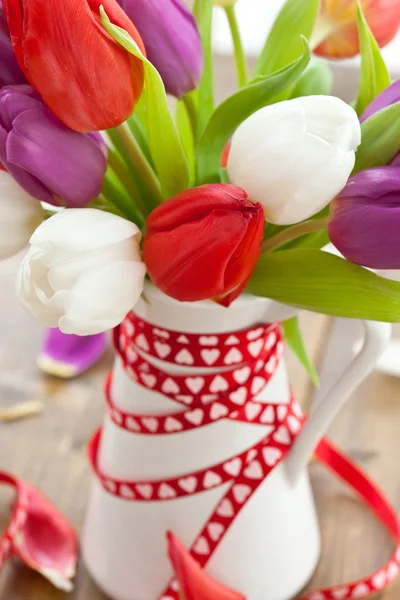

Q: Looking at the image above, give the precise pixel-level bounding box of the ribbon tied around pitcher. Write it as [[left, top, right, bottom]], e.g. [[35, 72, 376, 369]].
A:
[[88, 312, 400, 600]]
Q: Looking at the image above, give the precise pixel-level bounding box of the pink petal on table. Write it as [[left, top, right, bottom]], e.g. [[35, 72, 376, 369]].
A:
[[38, 328, 108, 378], [167, 531, 246, 600], [0, 472, 78, 591]]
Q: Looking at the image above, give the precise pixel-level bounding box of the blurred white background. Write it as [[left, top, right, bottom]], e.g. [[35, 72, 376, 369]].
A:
[[212, 0, 400, 100]]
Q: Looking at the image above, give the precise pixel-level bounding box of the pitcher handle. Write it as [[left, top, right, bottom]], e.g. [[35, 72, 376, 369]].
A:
[[285, 319, 392, 484]]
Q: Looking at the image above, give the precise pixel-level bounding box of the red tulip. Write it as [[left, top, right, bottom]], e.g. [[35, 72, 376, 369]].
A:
[[143, 184, 265, 306], [314, 0, 400, 58], [3, 0, 145, 132], [167, 532, 246, 600]]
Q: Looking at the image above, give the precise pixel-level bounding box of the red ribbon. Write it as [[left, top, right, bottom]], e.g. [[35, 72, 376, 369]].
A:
[[88, 313, 400, 600]]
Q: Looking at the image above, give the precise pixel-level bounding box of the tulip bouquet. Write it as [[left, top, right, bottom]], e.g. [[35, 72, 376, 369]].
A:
[[3, 0, 400, 596], [1, 0, 400, 370]]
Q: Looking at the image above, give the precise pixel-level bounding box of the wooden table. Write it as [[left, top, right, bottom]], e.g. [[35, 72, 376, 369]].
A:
[[1, 255, 400, 600]]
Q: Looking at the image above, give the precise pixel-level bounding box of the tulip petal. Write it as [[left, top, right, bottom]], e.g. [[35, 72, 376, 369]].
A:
[[167, 532, 246, 600], [0, 117, 55, 204], [228, 96, 360, 225], [145, 211, 248, 302], [119, 0, 203, 98], [38, 329, 108, 378], [0, 471, 78, 591], [361, 79, 400, 122], [46, 239, 141, 288], [7, 0, 145, 132], [146, 184, 250, 233], [5, 106, 107, 206], [30, 208, 141, 252], [144, 184, 264, 303], [0, 5, 27, 86], [17, 249, 67, 327], [0, 84, 38, 129], [314, 0, 400, 58], [0, 169, 43, 260], [329, 166, 400, 268], [59, 260, 146, 335]]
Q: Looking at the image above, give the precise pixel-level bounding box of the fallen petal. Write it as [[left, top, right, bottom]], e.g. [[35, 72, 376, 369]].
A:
[[167, 531, 246, 600], [38, 328, 108, 378], [0, 472, 78, 591]]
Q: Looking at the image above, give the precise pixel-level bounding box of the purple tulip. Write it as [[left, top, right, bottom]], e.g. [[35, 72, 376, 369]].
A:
[[38, 329, 108, 378], [0, 85, 107, 206], [328, 166, 400, 269], [0, 0, 27, 87], [360, 80, 400, 123], [118, 0, 203, 98]]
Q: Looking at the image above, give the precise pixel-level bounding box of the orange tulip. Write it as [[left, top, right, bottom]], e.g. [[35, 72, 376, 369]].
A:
[[314, 0, 400, 58], [3, 0, 145, 132]]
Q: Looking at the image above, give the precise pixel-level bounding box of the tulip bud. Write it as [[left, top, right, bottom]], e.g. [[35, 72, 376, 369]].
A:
[[0, 0, 27, 86], [328, 166, 400, 269], [227, 96, 361, 225], [17, 209, 147, 335], [0, 170, 43, 260], [143, 184, 264, 306], [117, 0, 203, 98], [0, 85, 107, 207], [314, 0, 400, 59], [3, 0, 145, 132]]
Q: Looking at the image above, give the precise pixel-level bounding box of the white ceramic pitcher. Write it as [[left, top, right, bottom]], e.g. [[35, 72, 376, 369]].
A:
[[82, 282, 391, 600]]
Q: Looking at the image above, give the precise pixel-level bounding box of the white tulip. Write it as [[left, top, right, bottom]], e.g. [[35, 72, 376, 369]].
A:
[[0, 171, 44, 260], [227, 95, 361, 225], [17, 208, 146, 335]]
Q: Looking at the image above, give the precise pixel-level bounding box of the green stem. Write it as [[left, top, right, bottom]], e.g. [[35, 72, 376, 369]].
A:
[[224, 5, 248, 88], [94, 193, 126, 218], [193, 0, 201, 21], [102, 171, 145, 227], [262, 217, 329, 252], [196, 0, 215, 137], [107, 146, 148, 218], [115, 123, 163, 206], [182, 93, 198, 140]]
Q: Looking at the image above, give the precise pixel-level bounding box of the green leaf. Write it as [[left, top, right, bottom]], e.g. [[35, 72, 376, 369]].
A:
[[196, 0, 215, 136], [353, 100, 400, 172], [354, 2, 390, 117], [289, 59, 332, 98], [283, 317, 319, 386], [248, 249, 400, 322], [253, 0, 319, 77], [196, 39, 311, 185], [100, 7, 189, 198]]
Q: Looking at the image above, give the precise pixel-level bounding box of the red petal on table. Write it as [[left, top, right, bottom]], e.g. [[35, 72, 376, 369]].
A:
[[0, 472, 78, 591], [167, 531, 246, 600]]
